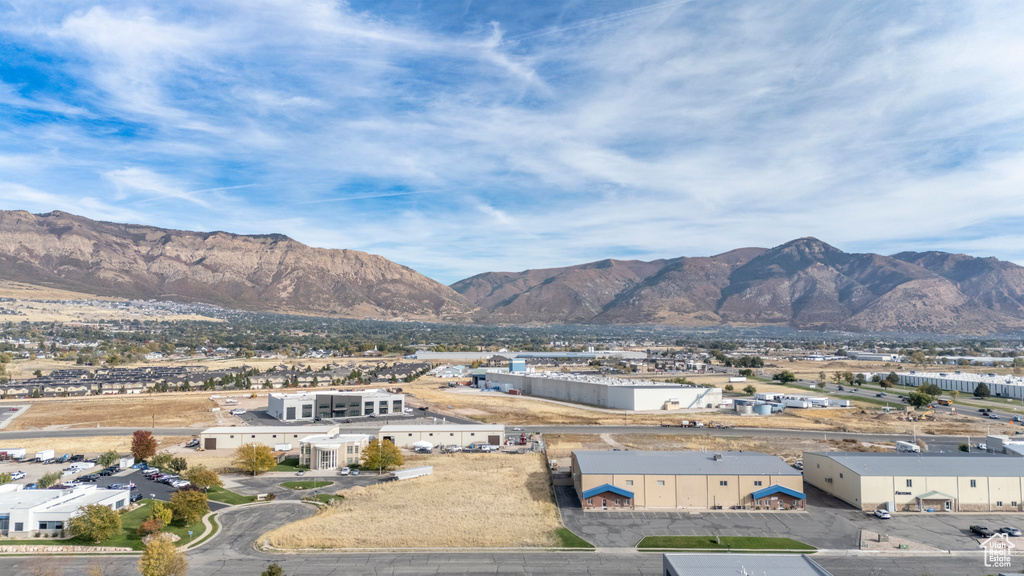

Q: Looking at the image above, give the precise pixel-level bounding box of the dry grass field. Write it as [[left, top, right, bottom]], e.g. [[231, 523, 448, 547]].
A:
[[0, 280, 220, 323], [6, 435, 190, 456], [2, 395, 219, 430], [262, 453, 562, 549]]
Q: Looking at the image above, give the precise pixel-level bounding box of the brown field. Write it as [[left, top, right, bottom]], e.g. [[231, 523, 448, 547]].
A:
[[262, 453, 561, 549], [6, 435, 190, 456], [2, 395, 219, 430]]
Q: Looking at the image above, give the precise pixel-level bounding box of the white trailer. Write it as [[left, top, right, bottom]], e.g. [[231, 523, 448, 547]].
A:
[[274, 443, 292, 452], [35, 449, 55, 462], [0, 448, 26, 460], [69, 461, 95, 471], [783, 398, 811, 409], [896, 441, 921, 453], [808, 397, 830, 407], [728, 377, 747, 383]]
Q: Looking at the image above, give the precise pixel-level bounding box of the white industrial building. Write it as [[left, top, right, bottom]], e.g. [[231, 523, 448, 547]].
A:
[[897, 371, 1024, 399], [200, 425, 339, 450], [0, 484, 130, 537], [378, 424, 505, 448], [485, 372, 722, 411], [267, 390, 405, 421], [299, 433, 371, 470]]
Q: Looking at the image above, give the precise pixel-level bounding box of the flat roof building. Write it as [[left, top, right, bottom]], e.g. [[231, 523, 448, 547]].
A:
[[897, 371, 1024, 399], [378, 424, 505, 448], [267, 390, 405, 422], [299, 433, 370, 470], [571, 451, 804, 511], [0, 484, 130, 537], [487, 372, 722, 411], [663, 554, 832, 576], [200, 425, 339, 450], [804, 451, 1024, 512]]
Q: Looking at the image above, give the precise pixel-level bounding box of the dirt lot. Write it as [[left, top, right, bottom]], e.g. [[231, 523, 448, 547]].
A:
[[1, 395, 220, 430], [262, 452, 561, 549]]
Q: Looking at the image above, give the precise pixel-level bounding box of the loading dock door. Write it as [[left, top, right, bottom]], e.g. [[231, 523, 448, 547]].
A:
[[204, 438, 217, 450], [488, 435, 500, 445], [286, 407, 296, 420]]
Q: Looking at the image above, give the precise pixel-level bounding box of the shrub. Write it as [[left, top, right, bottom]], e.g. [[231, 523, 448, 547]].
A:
[[724, 384, 734, 392], [150, 502, 173, 527], [137, 518, 164, 536]]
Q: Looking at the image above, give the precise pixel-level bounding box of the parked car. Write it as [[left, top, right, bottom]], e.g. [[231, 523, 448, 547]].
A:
[[130, 493, 143, 503], [971, 525, 995, 537], [185, 439, 200, 448], [98, 469, 114, 477], [25, 483, 37, 490], [876, 392, 887, 397], [980, 408, 991, 413], [1000, 527, 1022, 537], [512, 427, 523, 431], [874, 509, 891, 519], [351, 469, 360, 475], [230, 409, 246, 416], [11, 471, 25, 480], [69, 454, 85, 462], [78, 474, 99, 482], [793, 461, 803, 470], [339, 467, 351, 476], [295, 470, 306, 477], [978, 443, 988, 451]]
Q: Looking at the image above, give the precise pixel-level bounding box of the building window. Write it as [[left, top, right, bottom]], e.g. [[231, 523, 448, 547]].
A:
[[347, 446, 354, 454], [839, 473, 843, 479], [906, 479, 912, 488], [1013, 502, 1018, 507], [719, 481, 728, 486], [997, 501, 1003, 507], [272, 435, 277, 438], [754, 481, 762, 487], [586, 498, 593, 505], [970, 479, 977, 488], [408, 434, 413, 437], [656, 480, 665, 486], [251, 435, 256, 438], [625, 480, 633, 486], [230, 435, 235, 438], [450, 433, 455, 436]]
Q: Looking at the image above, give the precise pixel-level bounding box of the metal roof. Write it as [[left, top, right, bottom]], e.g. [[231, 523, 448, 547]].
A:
[[582, 483, 634, 500], [663, 554, 832, 576], [201, 425, 337, 435], [807, 452, 1024, 477], [751, 484, 806, 500], [379, 424, 504, 433], [573, 451, 801, 477]]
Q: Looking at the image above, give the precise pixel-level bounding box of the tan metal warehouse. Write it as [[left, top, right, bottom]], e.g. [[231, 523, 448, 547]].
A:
[[200, 425, 339, 450], [571, 451, 805, 511], [378, 424, 505, 448], [804, 452, 1024, 512]]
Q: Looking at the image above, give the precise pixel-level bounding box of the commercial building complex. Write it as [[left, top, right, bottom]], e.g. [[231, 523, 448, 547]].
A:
[[663, 554, 832, 576], [804, 452, 1024, 512], [200, 425, 339, 450], [267, 390, 405, 421], [378, 424, 505, 448], [571, 451, 804, 510], [0, 484, 130, 537], [896, 371, 1024, 399], [486, 372, 722, 411], [299, 433, 371, 470]]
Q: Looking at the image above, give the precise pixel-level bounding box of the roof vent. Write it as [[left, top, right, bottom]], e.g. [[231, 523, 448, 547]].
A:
[[713, 453, 723, 461]]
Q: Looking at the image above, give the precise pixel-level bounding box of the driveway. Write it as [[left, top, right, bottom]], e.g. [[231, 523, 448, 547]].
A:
[[226, 470, 382, 500]]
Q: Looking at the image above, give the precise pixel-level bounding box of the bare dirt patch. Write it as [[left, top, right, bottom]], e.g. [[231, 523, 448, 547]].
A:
[[262, 453, 561, 549], [2, 395, 219, 430]]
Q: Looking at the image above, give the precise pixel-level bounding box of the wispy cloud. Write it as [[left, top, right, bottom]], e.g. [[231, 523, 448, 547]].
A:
[[0, 1, 1022, 282]]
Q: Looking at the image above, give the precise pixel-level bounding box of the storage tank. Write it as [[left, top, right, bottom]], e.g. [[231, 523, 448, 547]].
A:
[[753, 404, 773, 416], [736, 404, 754, 415]]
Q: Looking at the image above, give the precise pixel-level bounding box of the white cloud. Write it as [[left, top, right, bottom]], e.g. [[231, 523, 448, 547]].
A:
[[103, 168, 210, 207]]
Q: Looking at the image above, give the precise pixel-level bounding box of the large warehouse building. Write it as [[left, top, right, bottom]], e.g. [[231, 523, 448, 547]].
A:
[[267, 390, 405, 421], [804, 452, 1024, 512], [896, 371, 1024, 399], [486, 372, 722, 411], [0, 484, 130, 537], [200, 425, 338, 450], [571, 451, 805, 510], [378, 424, 505, 448]]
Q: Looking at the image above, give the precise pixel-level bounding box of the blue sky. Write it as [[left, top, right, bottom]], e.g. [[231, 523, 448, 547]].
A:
[[1, 1, 1023, 284]]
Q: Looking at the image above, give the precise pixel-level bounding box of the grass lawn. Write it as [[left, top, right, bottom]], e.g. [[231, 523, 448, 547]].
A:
[[272, 457, 305, 472], [281, 480, 333, 490], [637, 536, 815, 551], [207, 486, 258, 505], [552, 527, 594, 548]]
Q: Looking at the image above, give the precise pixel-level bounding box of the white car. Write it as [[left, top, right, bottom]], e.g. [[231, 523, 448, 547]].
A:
[[11, 471, 25, 480], [512, 427, 523, 431], [339, 467, 351, 476], [874, 509, 891, 519], [978, 443, 988, 451], [230, 409, 247, 415]]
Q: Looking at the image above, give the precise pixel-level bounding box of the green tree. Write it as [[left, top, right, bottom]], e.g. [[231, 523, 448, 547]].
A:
[[906, 391, 933, 409], [182, 465, 222, 490], [959, 443, 970, 452], [150, 451, 174, 470], [772, 371, 796, 383], [818, 371, 827, 384], [149, 501, 173, 527], [362, 438, 405, 473], [885, 372, 900, 387], [918, 382, 942, 396], [723, 384, 734, 392], [742, 384, 758, 396], [738, 369, 754, 378], [879, 379, 893, 389], [0, 472, 12, 485], [261, 563, 285, 576], [96, 450, 120, 468], [68, 504, 122, 543], [169, 490, 209, 525], [233, 443, 276, 476], [974, 382, 991, 398], [131, 430, 158, 462], [38, 471, 61, 488], [137, 535, 188, 576], [168, 457, 188, 474], [949, 390, 959, 402]]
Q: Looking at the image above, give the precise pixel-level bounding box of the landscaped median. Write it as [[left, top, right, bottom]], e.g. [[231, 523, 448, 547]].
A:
[[281, 480, 334, 490], [637, 535, 816, 552], [207, 486, 258, 505]]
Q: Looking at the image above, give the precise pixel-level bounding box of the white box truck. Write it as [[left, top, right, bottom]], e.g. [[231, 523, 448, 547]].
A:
[[274, 443, 292, 452], [896, 441, 921, 453], [0, 448, 27, 461], [35, 449, 55, 462]]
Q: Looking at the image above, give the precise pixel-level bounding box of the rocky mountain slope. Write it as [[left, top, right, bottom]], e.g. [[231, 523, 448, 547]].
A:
[[0, 210, 471, 321], [453, 238, 1024, 333]]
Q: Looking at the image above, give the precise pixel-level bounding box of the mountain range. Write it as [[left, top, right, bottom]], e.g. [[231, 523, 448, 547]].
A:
[[2, 210, 1024, 333]]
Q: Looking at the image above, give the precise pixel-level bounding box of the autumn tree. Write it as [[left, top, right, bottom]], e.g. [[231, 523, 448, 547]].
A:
[[233, 443, 276, 476], [0, 472, 12, 485], [137, 535, 187, 576], [131, 430, 158, 461], [182, 465, 222, 490], [169, 489, 209, 525], [68, 504, 122, 543], [149, 501, 173, 527], [262, 563, 285, 576], [362, 439, 405, 473]]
